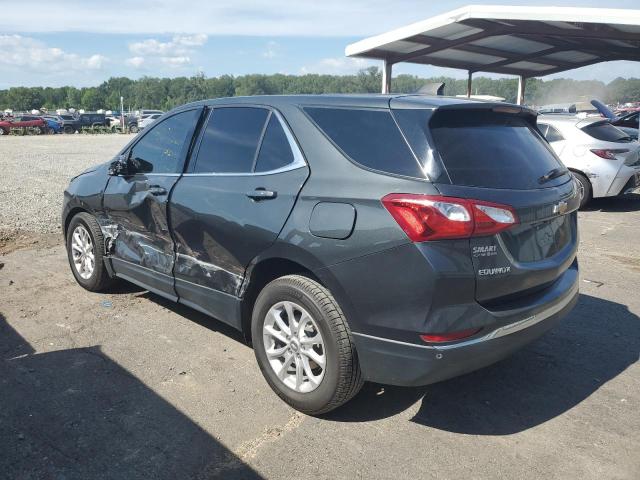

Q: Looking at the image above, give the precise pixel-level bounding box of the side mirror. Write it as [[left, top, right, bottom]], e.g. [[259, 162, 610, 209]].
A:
[[108, 154, 130, 176], [129, 156, 153, 173]]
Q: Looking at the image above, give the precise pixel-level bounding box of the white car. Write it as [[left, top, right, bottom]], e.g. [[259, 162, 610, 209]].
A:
[[138, 113, 163, 130], [537, 115, 640, 207]]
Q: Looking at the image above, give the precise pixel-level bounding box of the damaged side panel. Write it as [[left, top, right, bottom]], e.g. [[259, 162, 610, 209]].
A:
[[102, 174, 180, 298]]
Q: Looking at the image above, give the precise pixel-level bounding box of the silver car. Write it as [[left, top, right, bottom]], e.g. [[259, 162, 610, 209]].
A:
[[538, 115, 640, 207]]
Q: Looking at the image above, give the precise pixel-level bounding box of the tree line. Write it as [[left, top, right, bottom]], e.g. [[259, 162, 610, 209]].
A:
[[1, 67, 639, 112]]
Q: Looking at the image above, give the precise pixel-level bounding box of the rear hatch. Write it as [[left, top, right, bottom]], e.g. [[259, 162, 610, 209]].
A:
[[392, 101, 580, 305], [577, 119, 640, 167]]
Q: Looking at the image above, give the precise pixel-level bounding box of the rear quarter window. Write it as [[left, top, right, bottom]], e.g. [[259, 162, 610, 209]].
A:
[[304, 107, 423, 178]]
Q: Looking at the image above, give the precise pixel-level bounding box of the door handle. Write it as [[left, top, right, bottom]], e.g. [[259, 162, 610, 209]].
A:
[[246, 188, 277, 200], [149, 185, 168, 196]]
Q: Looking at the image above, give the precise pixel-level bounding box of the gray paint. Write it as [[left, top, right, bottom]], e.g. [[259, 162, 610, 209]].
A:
[[62, 93, 580, 387], [309, 202, 356, 240]]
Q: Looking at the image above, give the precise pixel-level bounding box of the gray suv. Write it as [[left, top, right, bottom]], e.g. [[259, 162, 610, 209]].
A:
[[62, 95, 581, 414]]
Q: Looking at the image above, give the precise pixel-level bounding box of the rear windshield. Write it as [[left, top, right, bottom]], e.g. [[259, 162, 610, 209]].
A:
[[304, 107, 423, 178], [581, 122, 633, 143], [426, 110, 567, 190]]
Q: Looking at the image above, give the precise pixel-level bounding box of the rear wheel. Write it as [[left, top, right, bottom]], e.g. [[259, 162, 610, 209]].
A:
[[251, 275, 363, 415], [63, 125, 74, 134], [573, 172, 592, 208], [129, 124, 139, 133], [66, 213, 117, 292]]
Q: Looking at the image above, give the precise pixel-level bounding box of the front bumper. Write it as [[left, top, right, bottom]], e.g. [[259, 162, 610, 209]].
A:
[[351, 263, 579, 387]]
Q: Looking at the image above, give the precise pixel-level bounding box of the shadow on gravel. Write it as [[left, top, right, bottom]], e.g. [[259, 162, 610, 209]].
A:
[[582, 194, 640, 213], [0, 314, 262, 480], [411, 293, 639, 435], [324, 294, 639, 434]]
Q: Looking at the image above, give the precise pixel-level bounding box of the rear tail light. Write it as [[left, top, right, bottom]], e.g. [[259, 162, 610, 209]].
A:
[[590, 148, 628, 160], [420, 327, 482, 343], [381, 194, 518, 242]]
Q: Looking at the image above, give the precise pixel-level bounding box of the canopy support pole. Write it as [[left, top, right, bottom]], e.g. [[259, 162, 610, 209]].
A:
[[466, 71, 473, 98], [382, 60, 392, 94], [517, 75, 527, 105]]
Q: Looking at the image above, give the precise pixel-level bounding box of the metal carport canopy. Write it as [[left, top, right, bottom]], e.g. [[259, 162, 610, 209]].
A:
[[345, 5, 640, 103]]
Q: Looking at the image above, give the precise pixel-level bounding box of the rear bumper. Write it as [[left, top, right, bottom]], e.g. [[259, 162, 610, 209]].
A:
[[351, 262, 579, 387], [604, 167, 640, 197]]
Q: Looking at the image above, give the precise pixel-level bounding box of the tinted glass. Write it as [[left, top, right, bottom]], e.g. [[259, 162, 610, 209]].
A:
[[582, 122, 633, 143], [305, 107, 423, 178], [539, 124, 564, 143], [618, 112, 639, 128], [255, 115, 295, 172], [129, 109, 200, 174], [195, 107, 269, 173], [429, 110, 566, 190]]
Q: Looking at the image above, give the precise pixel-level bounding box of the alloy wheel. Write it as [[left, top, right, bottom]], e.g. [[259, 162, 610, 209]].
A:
[[262, 301, 326, 393], [71, 225, 95, 279]]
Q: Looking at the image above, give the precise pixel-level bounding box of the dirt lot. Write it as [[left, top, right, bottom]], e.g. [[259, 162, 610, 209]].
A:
[[1, 135, 639, 479]]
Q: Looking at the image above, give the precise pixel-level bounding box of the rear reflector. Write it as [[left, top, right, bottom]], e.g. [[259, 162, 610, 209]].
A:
[[382, 194, 518, 242], [420, 327, 482, 343], [590, 148, 629, 160]]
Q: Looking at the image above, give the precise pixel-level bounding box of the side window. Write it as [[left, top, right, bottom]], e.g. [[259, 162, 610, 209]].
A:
[[538, 124, 549, 137], [305, 107, 423, 178], [129, 109, 200, 174], [255, 114, 295, 172], [194, 107, 269, 173], [545, 125, 564, 143]]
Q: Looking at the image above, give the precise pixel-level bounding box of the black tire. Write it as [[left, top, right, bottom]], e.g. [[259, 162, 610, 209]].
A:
[[63, 125, 74, 134], [66, 212, 117, 292], [251, 275, 363, 415], [573, 172, 592, 208], [129, 124, 139, 134]]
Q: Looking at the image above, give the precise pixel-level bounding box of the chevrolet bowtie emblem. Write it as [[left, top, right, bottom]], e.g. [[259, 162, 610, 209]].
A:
[[553, 200, 568, 215]]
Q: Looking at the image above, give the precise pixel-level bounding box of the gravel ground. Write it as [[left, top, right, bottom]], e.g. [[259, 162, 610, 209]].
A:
[[0, 135, 133, 244], [1, 135, 639, 479]]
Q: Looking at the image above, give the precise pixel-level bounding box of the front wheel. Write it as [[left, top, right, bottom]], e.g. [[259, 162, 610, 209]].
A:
[[66, 213, 117, 292], [129, 124, 139, 133], [251, 275, 363, 415]]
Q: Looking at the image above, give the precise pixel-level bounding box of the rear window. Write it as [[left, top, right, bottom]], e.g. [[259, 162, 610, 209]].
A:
[[581, 122, 632, 143], [427, 110, 566, 190], [304, 107, 423, 178]]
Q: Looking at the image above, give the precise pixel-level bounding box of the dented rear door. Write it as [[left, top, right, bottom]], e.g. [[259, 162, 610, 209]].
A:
[[169, 106, 309, 325]]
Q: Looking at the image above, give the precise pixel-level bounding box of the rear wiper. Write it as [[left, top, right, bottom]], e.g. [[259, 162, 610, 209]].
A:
[[538, 167, 568, 184]]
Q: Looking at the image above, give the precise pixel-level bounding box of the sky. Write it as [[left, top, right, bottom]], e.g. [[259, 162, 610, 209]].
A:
[[1, 0, 639, 89]]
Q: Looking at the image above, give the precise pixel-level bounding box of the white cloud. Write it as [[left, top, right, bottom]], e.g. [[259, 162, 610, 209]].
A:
[[161, 56, 191, 66], [125, 56, 145, 68], [0, 34, 107, 72], [128, 34, 207, 67], [300, 57, 375, 75], [262, 40, 279, 59]]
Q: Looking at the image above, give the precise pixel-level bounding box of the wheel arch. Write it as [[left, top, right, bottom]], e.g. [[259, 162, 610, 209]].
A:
[[240, 256, 322, 344], [63, 206, 90, 239]]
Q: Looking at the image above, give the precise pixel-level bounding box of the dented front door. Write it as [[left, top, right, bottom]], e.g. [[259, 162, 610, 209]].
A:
[[102, 108, 202, 298]]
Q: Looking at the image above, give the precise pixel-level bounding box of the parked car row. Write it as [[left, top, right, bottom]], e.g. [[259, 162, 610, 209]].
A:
[[1, 110, 165, 136]]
